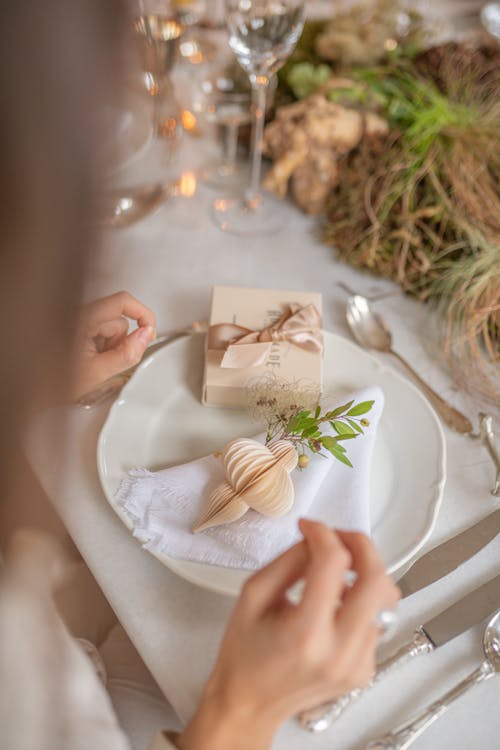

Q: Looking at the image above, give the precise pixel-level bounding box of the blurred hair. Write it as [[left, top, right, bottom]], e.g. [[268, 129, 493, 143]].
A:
[[0, 1, 127, 502]]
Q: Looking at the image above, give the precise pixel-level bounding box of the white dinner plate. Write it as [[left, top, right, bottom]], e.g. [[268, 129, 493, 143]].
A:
[[98, 331, 446, 596]]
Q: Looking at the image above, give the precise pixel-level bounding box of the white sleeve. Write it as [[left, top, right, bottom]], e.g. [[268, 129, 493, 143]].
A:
[[0, 573, 131, 750], [1, 536, 182, 750]]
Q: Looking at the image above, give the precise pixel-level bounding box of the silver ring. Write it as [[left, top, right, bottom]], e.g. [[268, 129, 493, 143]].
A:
[[374, 608, 398, 641]]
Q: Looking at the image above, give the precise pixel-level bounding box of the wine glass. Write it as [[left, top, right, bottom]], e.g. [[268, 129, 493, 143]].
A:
[[134, 0, 184, 140], [174, 0, 218, 65], [102, 1, 184, 227], [191, 67, 253, 190], [212, 0, 305, 235]]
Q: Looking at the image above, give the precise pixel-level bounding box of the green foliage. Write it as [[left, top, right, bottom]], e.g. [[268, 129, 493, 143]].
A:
[[346, 400, 375, 416], [273, 399, 375, 468], [268, 0, 500, 402], [327, 84, 370, 105], [276, 19, 328, 105], [353, 66, 478, 158], [286, 62, 332, 99]]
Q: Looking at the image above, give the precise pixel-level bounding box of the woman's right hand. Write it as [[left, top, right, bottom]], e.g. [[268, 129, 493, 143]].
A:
[[177, 519, 400, 750], [72, 291, 156, 398]]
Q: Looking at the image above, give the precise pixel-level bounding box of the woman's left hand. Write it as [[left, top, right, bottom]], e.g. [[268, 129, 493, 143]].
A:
[[73, 291, 156, 398], [177, 521, 400, 750]]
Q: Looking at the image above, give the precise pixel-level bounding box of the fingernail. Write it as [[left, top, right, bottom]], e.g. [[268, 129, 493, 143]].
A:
[[138, 325, 154, 343]]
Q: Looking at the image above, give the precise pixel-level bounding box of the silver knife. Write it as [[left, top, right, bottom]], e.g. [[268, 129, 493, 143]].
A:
[[397, 507, 500, 597], [298, 509, 500, 730], [299, 572, 500, 732]]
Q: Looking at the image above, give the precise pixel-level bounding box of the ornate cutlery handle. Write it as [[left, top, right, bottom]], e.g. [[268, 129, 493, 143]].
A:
[[298, 629, 434, 732], [479, 413, 500, 496], [366, 661, 495, 750], [77, 371, 134, 409], [390, 350, 472, 434]]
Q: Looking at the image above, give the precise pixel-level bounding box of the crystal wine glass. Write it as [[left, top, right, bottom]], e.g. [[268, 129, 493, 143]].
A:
[[174, 0, 218, 65], [103, 1, 184, 227], [191, 68, 253, 190], [135, 0, 184, 137], [212, 0, 305, 235]]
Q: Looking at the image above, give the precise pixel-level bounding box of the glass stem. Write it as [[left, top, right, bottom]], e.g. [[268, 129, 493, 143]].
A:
[[246, 76, 269, 208], [221, 121, 238, 176]]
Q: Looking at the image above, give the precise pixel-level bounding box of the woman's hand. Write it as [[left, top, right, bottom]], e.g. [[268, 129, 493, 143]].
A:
[[178, 520, 400, 750], [73, 291, 155, 398]]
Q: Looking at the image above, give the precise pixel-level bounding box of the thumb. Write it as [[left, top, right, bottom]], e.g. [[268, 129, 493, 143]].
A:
[[94, 324, 154, 380]]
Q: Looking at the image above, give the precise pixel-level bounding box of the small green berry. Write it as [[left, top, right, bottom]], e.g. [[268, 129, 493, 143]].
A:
[[360, 418, 370, 427], [298, 454, 310, 469]]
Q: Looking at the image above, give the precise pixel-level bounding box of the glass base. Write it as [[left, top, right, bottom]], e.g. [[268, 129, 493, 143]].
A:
[[203, 161, 250, 193], [211, 192, 284, 236]]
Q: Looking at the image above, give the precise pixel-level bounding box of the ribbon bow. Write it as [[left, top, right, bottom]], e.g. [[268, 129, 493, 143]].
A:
[[207, 303, 323, 369]]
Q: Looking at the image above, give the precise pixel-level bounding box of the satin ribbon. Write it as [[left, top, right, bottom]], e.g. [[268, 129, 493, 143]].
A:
[[207, 303, 323, 369]]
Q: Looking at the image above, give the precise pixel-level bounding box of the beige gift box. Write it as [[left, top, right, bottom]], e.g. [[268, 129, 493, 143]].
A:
[[202, 286, 323, 409]]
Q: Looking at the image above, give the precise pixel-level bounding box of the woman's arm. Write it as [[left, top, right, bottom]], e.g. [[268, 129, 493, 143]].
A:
[[71, 296, 398, 750], [175, 520, 399, 750]]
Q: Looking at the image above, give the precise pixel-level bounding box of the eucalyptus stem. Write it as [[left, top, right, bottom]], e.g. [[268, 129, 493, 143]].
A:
[[263, 398, 375, 468]]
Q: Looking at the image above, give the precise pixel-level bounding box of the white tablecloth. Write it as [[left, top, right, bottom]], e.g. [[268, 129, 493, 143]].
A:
[[27, 41, 500, 748]]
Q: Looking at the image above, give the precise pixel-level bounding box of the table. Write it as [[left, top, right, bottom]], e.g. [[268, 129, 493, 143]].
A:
[[27, 58, 500, 749]]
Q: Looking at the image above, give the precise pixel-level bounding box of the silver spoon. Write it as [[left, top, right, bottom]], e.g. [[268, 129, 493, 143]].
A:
[[346, 294, 473, 433], [367, 608, 500, 749]]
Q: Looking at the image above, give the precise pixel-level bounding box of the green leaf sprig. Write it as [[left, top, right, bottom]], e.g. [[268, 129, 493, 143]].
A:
[[286, 61, 332, 99], [264, 398, 374, 469]]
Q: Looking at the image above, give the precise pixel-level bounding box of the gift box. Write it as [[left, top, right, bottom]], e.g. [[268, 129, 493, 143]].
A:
[[202, 286, 323, 409]]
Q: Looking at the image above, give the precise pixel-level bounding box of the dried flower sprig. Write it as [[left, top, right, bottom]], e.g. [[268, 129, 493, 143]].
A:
[[246, 374, 321, 422]]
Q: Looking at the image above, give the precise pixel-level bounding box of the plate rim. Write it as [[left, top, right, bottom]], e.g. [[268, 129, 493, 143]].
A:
[[97, 330, 446, 595]]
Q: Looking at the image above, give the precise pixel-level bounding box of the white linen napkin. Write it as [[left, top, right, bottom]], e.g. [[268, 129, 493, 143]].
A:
[[116, 386, 383, 570]]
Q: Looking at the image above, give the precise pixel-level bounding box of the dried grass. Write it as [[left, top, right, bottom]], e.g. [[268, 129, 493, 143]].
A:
[[323, 42, 500, 401]]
